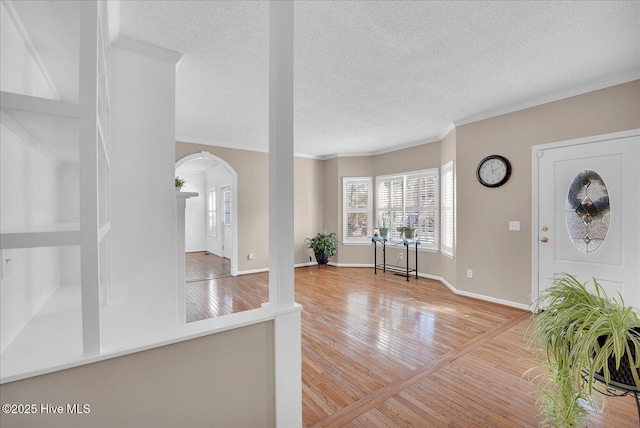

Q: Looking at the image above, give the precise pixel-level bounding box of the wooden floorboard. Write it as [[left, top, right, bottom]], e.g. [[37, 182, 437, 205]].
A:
[[183, 262, 639, 427], [185, 251, 230, 281]]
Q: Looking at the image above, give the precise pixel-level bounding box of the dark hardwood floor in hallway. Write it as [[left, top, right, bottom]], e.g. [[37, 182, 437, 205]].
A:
[[184, 262, 638, 427]]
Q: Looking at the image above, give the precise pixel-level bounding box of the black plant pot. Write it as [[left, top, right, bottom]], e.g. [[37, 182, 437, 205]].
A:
[[315, 252, 329, 265], [594, 328, 640, 392]]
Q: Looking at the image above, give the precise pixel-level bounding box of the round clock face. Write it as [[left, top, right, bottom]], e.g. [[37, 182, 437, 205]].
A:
[[476, 155, 511, 187]]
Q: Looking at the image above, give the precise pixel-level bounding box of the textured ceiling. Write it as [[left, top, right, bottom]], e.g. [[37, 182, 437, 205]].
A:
[[11, 1, 640, 158], [118, 0, 639, 158]]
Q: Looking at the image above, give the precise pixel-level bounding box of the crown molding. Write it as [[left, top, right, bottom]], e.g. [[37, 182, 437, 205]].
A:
[[112, 36, 184, 65], [454, 71, 640, 127], [2, 1, 61, 100]]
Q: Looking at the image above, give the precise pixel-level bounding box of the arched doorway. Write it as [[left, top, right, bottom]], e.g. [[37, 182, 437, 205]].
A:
[[176, 151, 238, 276]]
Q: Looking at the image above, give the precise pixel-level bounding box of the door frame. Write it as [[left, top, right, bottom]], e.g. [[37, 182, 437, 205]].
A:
[[531, 128, 640, 306], [176, 151, 238, 276]]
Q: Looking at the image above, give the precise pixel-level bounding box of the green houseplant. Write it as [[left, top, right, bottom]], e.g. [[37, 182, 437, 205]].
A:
[[305, 232, 337, 265], [529, 274, 640, 427], [175, 176, 187, 190], [377, 217, 390, 238], [396, 226, 416, 240]]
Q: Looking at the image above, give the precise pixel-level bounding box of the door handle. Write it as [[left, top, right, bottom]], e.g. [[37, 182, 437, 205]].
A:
[[540, 237, 549, 243]]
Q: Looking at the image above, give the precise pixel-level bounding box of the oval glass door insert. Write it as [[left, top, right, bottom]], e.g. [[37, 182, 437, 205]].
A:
[[565, 170, 610, 253]]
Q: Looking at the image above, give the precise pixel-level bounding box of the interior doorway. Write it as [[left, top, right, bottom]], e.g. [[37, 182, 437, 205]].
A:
[[176, 152, 238, 276]]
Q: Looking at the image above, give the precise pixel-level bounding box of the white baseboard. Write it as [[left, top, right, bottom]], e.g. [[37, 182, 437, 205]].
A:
[[236, 267, 269, 276], [328, 262, 373, 268], [417, 272, 531, 311], [233, 264, 531, 311]]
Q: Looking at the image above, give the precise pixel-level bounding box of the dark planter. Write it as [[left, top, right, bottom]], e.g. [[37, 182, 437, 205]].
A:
[[594, 328, 640, 391], [315, 252, 330, 265]]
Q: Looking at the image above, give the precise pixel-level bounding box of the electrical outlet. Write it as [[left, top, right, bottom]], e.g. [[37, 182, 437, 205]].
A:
[[467, 269, 473, 279], [509, 221, 520, 231], [399, 252, 404, 260], [248, 253, 254, 260]]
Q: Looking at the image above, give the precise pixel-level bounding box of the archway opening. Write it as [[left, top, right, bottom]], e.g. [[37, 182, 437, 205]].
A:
[[176, 152, 238, 277]]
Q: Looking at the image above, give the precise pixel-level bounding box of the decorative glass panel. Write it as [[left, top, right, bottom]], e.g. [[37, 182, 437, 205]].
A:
[[565, 170, 610, 253]]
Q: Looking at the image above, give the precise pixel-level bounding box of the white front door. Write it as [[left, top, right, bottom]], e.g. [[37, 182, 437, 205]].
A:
[[535, 132, 639, 309], [222, 186, 232, 259]]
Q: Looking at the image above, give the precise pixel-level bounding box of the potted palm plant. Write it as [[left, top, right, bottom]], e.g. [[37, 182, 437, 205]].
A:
[[305, 232, 337, 265], [528, 274, 640, 427]]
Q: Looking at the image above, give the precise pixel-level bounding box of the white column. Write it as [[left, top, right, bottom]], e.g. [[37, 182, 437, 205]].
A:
[[269, 1, 302, 427], [79, 0, 101, 357], [269, 0, 295, 309]]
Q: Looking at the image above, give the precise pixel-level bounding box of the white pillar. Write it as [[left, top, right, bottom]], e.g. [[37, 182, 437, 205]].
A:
[[269, 1, 302, 427], [269, 0, 295, 309]]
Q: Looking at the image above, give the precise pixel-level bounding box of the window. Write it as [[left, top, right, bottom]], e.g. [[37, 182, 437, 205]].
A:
[[377, 169, 438, 251], [343, 177, 372, 243], [441, 161, 454, 258], [223, 187, 231, 226], [208, 188, 217, 237]]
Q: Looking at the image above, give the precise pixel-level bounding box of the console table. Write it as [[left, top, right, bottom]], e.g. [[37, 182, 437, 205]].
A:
[[372, 236, 420, 280]]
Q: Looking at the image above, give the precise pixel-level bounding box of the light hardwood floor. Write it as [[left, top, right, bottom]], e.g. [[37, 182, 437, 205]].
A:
[[184, 259, 638, 427]]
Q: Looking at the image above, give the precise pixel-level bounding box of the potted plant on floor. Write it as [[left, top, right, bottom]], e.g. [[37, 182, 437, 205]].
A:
[[528, 274, 640, 427], [305, 232, 337, 265]]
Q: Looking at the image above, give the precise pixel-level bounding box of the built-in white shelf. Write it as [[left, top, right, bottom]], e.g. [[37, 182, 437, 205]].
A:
[[0, 91, 79, 117], [1, 91, 80, 164], [0, 223, 81, 249]]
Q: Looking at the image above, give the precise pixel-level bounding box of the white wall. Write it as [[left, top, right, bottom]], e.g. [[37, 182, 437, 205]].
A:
[[111, 44, 179, 335], [174, 169, 206, 252]]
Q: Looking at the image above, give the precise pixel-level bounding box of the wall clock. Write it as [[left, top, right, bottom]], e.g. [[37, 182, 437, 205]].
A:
[[476, 155, 512, 188]]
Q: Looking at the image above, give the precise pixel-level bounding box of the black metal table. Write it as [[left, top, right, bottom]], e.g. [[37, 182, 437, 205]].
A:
[[372, 235, 420, 280]]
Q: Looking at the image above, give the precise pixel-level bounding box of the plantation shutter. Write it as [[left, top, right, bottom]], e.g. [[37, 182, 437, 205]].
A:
[[343, 177, 372, 242]]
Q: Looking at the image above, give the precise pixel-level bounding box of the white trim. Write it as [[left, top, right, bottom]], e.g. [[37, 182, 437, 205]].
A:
[[530, 128, 640, 307], [329, 262, 372, 268], [419, 273, 531, 311], [237, 267, 270, 276], [112, 36, 184, 65], [440, 160, 454, 258], [176, 152, 239, 277], [2, 1, 60, 100]]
